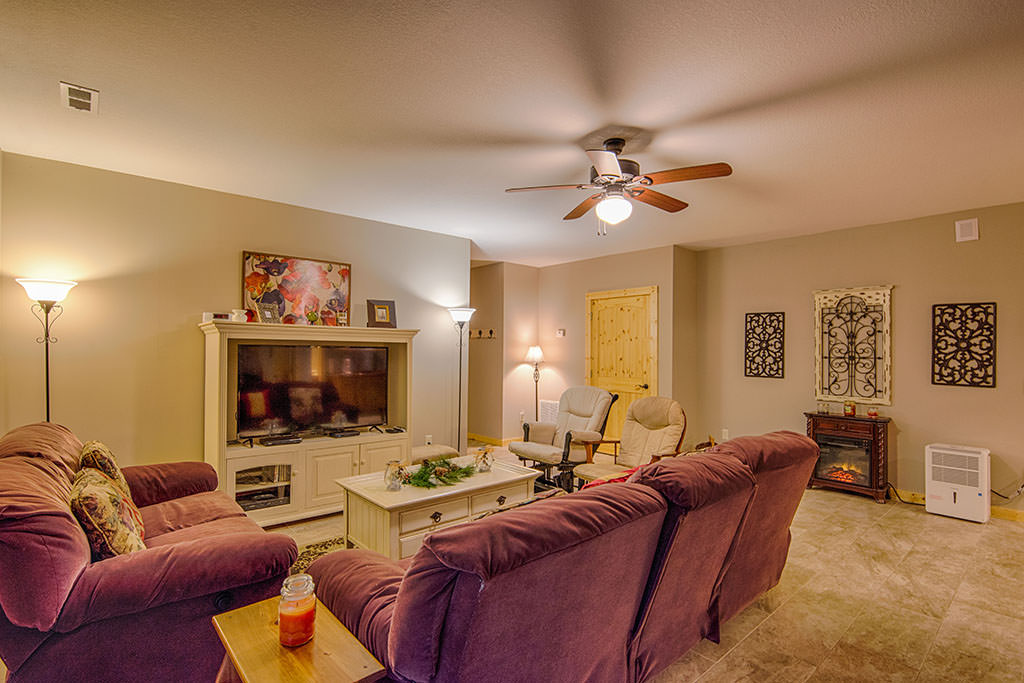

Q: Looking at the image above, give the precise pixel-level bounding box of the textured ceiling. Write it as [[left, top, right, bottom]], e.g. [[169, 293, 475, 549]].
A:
[[2, 1, 1023, 266]]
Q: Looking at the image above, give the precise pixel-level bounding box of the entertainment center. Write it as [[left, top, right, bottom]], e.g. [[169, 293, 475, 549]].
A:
[[201, 320, 417, 526]]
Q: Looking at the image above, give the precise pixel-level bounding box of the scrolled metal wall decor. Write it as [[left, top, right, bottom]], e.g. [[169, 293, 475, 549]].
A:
[[931, 302, 996, 387], [813, 286, 892, 405], [744, 312, 785, 378]]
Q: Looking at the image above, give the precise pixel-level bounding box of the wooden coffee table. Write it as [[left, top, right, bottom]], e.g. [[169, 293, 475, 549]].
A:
[[213, 596, 385, 683], [337, 457, 540, 560]]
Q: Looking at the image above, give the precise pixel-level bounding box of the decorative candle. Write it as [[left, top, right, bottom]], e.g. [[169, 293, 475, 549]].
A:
[[279, 574, 316, 647], [843, 401, 856, 416]]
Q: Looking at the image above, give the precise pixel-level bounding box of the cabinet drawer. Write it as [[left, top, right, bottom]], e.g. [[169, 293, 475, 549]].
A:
[[815, 418, 873, 437], [470, 483, 530, 515], [399, 498, 468, 534]]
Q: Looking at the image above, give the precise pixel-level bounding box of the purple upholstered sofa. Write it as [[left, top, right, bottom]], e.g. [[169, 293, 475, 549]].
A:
[[0, 422, 298, 683], [311, 450, 765, 682], [310, 431, 817, 683]]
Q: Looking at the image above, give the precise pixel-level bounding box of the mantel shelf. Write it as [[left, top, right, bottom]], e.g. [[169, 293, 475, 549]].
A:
[[199, 320, 418, 344]]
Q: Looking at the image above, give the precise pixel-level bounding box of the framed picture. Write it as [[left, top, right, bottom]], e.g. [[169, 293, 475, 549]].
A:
[[255, 302, 281, 324], [366, 299, 396, 328], [242, 251, 350, 326]]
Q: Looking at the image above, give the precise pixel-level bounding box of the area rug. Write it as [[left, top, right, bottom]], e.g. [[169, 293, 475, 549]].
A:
[[290, 536, 347, 574]]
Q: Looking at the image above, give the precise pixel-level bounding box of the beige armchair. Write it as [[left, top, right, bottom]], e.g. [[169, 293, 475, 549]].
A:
[[510, 385, 617, 490], [573, 396, 686, 488]]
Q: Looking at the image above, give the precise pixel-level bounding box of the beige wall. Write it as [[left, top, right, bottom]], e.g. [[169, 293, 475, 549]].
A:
[[696, 201, 1024, 508], [672, 246, 701, 444], [468, 262, 503, 440], [0, 153, 470, 465], [500, 262, 538, 438]]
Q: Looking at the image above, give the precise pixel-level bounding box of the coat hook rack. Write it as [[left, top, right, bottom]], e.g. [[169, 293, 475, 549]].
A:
[[470, 329, 497, 340]]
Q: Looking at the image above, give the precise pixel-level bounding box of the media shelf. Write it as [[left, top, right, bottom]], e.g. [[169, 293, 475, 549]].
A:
[[201, 321, 417, 526]]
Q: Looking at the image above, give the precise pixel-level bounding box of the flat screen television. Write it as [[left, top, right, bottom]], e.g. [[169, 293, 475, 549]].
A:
[[234, 344, 388, 439]]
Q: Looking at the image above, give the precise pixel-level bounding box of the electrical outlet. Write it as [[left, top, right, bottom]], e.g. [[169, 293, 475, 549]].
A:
[[424, 434, 432, 445], [556, 329, 566, 337], [721, 428, 730, 442], [519, 411, 525, 424]]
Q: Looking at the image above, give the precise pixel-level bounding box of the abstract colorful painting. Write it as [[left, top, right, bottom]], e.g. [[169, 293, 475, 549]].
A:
[[242, 251, 350, 326]]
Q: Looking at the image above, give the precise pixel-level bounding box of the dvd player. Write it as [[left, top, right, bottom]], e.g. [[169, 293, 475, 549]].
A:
[[259, 435, 302, 446], [329, 430, 360, 438]]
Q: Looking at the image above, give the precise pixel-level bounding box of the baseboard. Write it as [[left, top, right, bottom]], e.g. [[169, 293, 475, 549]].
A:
[[895, 487, 1024, 522], [467, 433, 516, 447]]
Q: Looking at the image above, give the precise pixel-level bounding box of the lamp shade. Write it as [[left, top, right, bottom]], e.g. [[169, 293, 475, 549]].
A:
[[525, 345, 544, 364], [17, 278, 77, 303], [448, 307, 476, 323], [595, 195, 633, 224]]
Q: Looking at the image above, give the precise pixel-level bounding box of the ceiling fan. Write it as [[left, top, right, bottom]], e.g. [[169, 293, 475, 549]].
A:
[[505, 137, 732, 226]]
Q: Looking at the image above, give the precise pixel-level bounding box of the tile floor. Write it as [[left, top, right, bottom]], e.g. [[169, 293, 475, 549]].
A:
[[272, 449, 1024, 682]]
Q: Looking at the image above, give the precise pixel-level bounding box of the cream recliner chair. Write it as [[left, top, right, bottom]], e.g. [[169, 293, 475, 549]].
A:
[[573, 396, 686, 488], [510, 386, 617, 491]]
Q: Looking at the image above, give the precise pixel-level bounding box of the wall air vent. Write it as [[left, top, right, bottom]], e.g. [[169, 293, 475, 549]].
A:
[[59, 81, 99, 113], [955, 218, 978, 242]]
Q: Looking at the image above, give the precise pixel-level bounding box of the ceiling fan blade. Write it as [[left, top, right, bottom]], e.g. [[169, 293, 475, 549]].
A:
[[641, 162, 732, 185], [629, 188, 689, 213], [586, 150, 622, 179], [505, 183, 591, 192], [563, 193, 604, 220]]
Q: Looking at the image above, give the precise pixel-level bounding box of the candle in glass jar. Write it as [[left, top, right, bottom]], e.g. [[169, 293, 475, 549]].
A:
[[279, 574, 316, 647]]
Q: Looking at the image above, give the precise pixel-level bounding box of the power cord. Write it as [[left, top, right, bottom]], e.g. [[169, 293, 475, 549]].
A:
[[887, 483, 923, 506], [991, 480, 1024, 502]]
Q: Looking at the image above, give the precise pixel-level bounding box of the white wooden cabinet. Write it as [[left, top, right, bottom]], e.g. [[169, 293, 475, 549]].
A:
[[225, 433, 410, 527], [200, 321, 417, 526]]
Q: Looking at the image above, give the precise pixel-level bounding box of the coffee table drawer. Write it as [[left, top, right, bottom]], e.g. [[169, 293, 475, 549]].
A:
[[470, 483, 530, 515], [399, 498, 468, 534]]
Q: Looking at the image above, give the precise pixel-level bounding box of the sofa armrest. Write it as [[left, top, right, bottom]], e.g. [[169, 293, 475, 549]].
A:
[[54, 531, 297, 632], [523, 421, 556, 445], [122, 461, 218, 507], [307, 549, 405, 664]]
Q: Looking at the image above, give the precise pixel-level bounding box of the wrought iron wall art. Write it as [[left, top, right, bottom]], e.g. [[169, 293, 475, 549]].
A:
[[931, 302, 996, 387], [744, 312, 785, 378], [813, 286, 892, 405]]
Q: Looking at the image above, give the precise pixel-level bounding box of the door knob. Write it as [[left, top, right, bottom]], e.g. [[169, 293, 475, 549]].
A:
[[635, 383, 649, 390]]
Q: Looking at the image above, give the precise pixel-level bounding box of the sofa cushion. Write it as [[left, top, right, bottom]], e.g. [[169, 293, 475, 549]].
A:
[[628, 452, 756, 510], [708, 430, 816, 472], [0, 423, 90, 631], [80, 440, 131, 497], [71, 468, 146, 560], [507, 440, 563, 463], [140, 490, 248, 541]]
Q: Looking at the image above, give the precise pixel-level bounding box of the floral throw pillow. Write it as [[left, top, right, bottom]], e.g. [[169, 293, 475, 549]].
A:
[[80, 441, 132, 498], [71, 468, 146, 561]]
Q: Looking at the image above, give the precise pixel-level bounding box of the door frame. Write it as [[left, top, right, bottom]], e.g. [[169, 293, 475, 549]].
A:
[[584, 285, 659, 396]]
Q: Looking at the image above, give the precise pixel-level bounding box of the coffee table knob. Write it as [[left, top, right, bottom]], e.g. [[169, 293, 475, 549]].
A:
[[497, 496, 507, 505], [430, 511, 442, 523]]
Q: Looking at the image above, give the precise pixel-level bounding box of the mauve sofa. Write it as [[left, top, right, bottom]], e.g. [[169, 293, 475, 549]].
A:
[[310, 450, 764, 682], [0, 422, 298, 683]]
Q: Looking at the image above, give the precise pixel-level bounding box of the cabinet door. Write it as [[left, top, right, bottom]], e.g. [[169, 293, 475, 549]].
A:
[[226, 448, 303, 525], [360, 439, 409, 474], [306, 443, 358, 510]]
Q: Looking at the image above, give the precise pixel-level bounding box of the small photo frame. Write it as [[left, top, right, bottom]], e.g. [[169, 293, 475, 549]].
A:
[[366, 299, 396, 328], [256, 302, 282, 324]]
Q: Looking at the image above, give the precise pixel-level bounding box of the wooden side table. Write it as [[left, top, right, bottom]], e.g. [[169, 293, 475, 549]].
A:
[[213, 597, 385, 683]]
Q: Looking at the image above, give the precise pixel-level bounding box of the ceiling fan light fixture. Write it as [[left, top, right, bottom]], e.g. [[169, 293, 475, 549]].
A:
[[595, 194, 632, 224]]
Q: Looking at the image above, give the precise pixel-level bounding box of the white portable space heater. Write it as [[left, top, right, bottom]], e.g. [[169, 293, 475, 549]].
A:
[[924, 443, 990, 523]]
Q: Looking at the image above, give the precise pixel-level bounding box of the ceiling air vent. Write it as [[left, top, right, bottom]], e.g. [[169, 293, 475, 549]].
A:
[[59, 81, 99, 113]]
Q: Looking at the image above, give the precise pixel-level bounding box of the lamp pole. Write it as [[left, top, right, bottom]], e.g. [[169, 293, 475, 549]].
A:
[[448, 308, 476, 454], [17, 279, 77, 423], [525, 346, 543, 422]]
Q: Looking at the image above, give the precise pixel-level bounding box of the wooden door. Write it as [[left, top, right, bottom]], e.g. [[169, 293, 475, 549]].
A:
[[585, 286, 658, 450]]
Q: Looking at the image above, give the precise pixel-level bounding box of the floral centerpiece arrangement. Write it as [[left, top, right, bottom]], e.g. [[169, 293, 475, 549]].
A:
[[403, 457, 476, 489]]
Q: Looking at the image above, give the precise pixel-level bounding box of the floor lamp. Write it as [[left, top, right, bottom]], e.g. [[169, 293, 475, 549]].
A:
[[448, 307, 475, 454], [16, 278, 78, 422], [525, 345, 543, 421]]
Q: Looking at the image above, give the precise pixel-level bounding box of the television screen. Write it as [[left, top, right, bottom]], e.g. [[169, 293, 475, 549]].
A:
[[235, 344, 387, 438]]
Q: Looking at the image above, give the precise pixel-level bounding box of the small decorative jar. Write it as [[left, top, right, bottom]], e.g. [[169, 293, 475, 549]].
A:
[[474, 447, 494, 473], [279, 574, 315, 647], [866, 406, 879, 418], [843, 400, 856, 416], [383, 460, 404, 491]]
